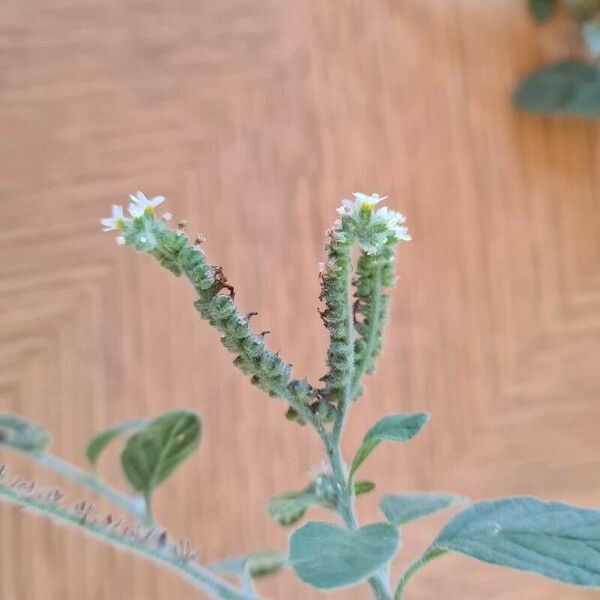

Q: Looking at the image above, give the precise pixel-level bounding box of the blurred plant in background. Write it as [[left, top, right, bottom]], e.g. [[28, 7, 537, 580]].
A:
[[515, 0, 600, 116]]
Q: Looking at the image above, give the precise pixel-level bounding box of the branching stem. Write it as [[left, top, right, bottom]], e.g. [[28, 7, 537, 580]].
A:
[[0, 482, 258, 600], [19, 450, 148, 523]]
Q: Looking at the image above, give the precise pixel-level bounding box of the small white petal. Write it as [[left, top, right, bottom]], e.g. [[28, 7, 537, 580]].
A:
[[100, 205, 126, 231], [115, 235, 126, 245], [162, 212, 172, 221], [128, 203, 144, 217]]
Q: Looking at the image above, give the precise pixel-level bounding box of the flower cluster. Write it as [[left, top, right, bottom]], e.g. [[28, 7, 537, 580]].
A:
[[100, 192, 166, 247], [334, 192, 411, 255], [102, 192, 319, 423], [320, 193, 410, 404]]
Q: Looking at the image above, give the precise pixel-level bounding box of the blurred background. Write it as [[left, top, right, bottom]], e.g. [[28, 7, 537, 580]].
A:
[[1, 1, 599, 598]]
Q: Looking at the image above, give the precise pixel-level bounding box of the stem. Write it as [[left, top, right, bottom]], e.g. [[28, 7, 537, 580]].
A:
[[26, 451, 147, 523], [393, 549, 447, 600], [0, 482, 258, 600], [317, 235, 392, 599], [319, 432, 392, 600]]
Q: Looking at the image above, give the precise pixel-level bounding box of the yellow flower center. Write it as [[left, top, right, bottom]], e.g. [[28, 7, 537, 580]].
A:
[[359, 202, 373, 217], [144, 204, 154, 216], [115, 218, 125, 230]]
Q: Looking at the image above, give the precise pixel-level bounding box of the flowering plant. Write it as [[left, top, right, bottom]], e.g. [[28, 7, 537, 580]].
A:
[[1, 192, 600, 599]]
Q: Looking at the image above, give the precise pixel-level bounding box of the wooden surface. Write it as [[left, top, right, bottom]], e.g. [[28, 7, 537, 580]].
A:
[[1, 1, 599, 598]]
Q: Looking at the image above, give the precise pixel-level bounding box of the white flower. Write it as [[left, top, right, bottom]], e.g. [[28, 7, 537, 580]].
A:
[[100, 205, 127, 231], [336, 192, 387, 218], [373, 206, 411, 242], [353, 192, 386, 209], [115, 235, 126, 246], [128, 191, 165, 217]]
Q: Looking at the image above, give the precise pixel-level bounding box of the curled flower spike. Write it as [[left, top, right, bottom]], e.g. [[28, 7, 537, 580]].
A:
[[128, 191, 165, 217], [100, 205, 127, 232]]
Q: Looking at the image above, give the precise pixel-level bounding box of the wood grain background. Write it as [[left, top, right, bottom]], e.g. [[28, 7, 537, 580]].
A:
[[1, 1, 599, 598]]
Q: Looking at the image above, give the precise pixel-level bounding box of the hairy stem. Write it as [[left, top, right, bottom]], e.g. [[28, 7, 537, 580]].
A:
[[25, 451, 147, 523], [0, 482, 258, 600], [319, 432, 392, 600]]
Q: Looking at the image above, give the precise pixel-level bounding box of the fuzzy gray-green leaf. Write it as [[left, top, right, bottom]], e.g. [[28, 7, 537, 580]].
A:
[[354, 480, 376, 496], [86, 419, 143, 467], [267, 486, 316, 526], [380, 492, 465, 526], [208, 549, 286, 579], [289, 521, 400, 589], [120, 410, 201, 495], [431, 496, 600, 587], [0, 413, 49, 453], [247, 549, 287, 577], [513, 62, 600, 116], [350, 412, 429, 477]]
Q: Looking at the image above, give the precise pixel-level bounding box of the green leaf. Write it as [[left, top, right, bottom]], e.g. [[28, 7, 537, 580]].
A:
[[247, 549, 287, 577], [0, 413, 49, 453], [120, 410, 201, 497], [528, 0, 556, 22], [513, 61, 600, 116], [267, 486, 316, 526], [431, 496, 600, 587], [289, 521, 400, 589], [86, 419, 143, 467], [354, 480, 376, 496], [350, 412, 429, 478], [380, 492, 466, 526], [208, 549, 286, 580]]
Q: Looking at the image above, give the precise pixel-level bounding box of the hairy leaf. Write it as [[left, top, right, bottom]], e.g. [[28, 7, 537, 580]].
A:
[[431, 497, 600, 587], [208, 549, 286, 581], [354, 480, 376, 496], [513, 62, 600, 116], [289, 521, 400, 589], [247, 549, 287, 577], [86, 419, 143, 467], [350, 412, 429, 477], [267, 487, 316, 526], [121, 410, 201, 496], [0, 413, 49, 453], [380, 492, 465, 526]]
